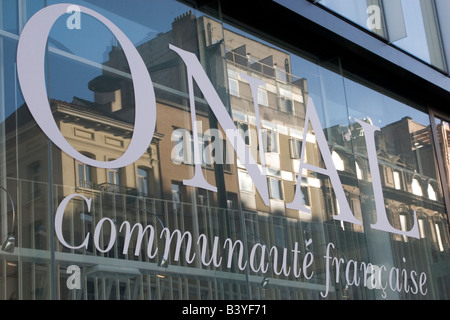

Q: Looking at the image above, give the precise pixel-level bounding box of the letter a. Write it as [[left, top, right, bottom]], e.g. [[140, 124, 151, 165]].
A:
[[287, 97, 362, 226], [366, 5, 382, 30], [66, 265, 81, 289]]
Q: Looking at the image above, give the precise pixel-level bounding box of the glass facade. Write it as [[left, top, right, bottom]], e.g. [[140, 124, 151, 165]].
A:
[[0, 0, 449, 300], [316, 0, 448, 72]]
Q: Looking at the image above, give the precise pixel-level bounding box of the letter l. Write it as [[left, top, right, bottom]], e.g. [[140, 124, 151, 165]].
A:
[[355, 118, 419, 239]]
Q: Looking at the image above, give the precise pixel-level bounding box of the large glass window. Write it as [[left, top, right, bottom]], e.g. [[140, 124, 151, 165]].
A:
[[0, 0, 448, 301]]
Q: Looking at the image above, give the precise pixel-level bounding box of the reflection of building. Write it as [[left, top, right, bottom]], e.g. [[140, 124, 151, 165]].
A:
[[2, 8, 449, 301], [331, 116, 447, 233], [6, 97, 162, 199], [107, 12, 333, 226], [96, 13, 341, 294], [6, 96, 242, 299], [224, 23, 312, 219]]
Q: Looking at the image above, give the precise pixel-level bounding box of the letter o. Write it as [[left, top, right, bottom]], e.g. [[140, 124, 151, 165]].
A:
[[55, 193, 91, 250], [17, 4, 156, 169]]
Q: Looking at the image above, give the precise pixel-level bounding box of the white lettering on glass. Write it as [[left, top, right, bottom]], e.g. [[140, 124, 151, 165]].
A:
[[55, 193, 91, 250], [54, 194, 429, 298]]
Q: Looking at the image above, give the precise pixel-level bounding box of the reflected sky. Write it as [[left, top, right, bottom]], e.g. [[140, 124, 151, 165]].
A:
[[47, 0, 192, 63], [344, 77, 430, 127], [319, 0, 371, 31], [393, 0, 430, 64]]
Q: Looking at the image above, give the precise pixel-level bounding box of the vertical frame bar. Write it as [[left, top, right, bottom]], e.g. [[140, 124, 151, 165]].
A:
[[429, 108, 450, 224]]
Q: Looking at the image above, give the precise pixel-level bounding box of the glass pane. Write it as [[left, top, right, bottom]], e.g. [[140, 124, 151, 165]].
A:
[[318, 0, 446, 71], [345, 77, 450, 299], [392, 0, 446, 71]]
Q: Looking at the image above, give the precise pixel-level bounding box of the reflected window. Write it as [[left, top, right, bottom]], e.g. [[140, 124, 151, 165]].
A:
[[221, 139, 232, 171], [235, 121, 250, 146], [300, 177, 311, 207], [262, 129, 279, 153], [138, 167, 149, 197], [435, 223, 445, 252], [278, 88, 294, 114], [301, 185, 311, 207], [171, 182, 182, 211], [355, 161, 363, 180], [428, 183, 437, 201], [295, 176, 311, 207], [274, 223, 286, 247], [332, 151, 344, 171], [226, 192, 238, 211], [394, 171, 402, 190], [418, 218, 426, 239], [268, 177, 283, 200], [28, 161, 41, 199], [201, 134, 212, 167], [400, 214, 408, 242], [78, 154, 95, 189], [78, 163, 92, 188], [289, 138, 302, 159], [197, 188, 209, 206], [412, 178, 423, 196], [278, 96, 293, 114], [275, 66, 288, 82], [238, 170, 254, 193], [258, 88, 268, 106], [228, 78, 239, 97], [108, 168, 121, 193]]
